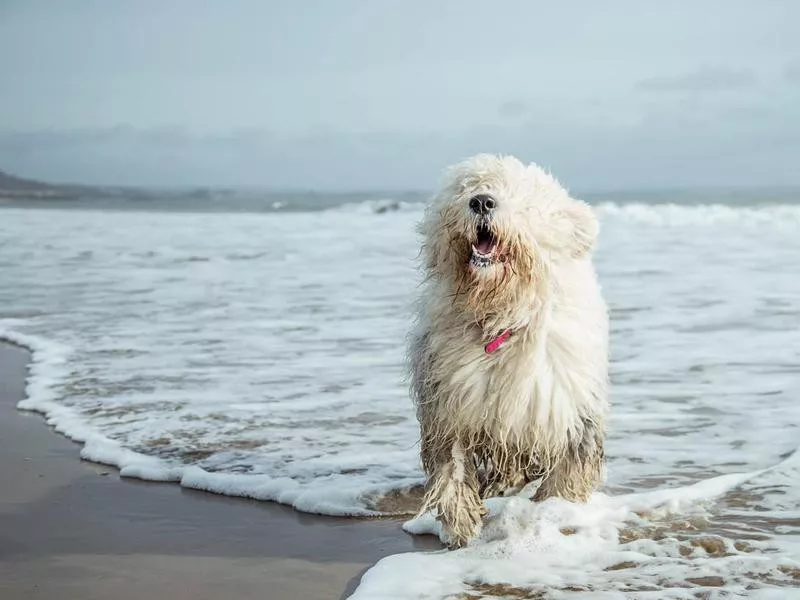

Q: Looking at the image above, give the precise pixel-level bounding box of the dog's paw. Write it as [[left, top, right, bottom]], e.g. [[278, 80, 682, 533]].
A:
[[437, 498, 484, 549], [440, 518, 481, 550], [444, 534, 468, 550]]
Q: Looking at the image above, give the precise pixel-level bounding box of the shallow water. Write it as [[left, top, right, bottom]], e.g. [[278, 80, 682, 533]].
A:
[[1, 199, 799, 597]]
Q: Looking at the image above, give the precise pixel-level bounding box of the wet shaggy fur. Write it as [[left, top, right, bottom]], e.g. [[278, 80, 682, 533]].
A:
[[409, 154, 609, 548]]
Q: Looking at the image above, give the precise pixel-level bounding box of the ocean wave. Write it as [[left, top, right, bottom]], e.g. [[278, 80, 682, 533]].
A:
[[324, 198, 800, 227], [596, 202, 800, 227], [327, 198, 422, 214], [1, 324, 421, 517]]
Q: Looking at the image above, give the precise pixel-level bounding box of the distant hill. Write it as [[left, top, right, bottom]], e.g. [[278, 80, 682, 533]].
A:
[[0, 169, 76, 198]]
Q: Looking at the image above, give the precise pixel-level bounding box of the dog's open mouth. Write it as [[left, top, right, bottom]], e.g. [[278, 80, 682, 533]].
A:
[[470, 223, 498, 268]]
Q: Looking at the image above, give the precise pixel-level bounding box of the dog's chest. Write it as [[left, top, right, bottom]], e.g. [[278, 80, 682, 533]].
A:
[[431, 325, 587, 442]]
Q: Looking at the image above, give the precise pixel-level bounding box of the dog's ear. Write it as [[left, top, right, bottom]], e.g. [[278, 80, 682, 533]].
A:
[[550, 199, 598, 258]]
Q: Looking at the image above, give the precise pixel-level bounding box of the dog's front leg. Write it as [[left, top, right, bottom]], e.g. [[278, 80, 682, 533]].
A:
[[421, 439, 486, 548], [533, 422, 605, 503]]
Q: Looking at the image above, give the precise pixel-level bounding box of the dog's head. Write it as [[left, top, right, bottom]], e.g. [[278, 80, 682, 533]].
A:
[[420, 154, 598, 318]]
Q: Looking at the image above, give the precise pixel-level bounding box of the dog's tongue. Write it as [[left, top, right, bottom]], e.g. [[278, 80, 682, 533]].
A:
[[476, 238, 494, 254]]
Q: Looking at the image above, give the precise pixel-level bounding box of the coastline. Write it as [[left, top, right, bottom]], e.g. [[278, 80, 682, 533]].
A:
[[0, 342, 438, 600]]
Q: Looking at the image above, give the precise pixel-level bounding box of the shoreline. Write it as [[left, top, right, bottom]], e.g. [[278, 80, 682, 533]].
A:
[[0, 342, 439, 600]]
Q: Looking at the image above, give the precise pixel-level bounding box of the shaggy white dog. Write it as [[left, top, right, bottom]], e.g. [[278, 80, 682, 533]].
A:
[[409, 154, 609, 548]]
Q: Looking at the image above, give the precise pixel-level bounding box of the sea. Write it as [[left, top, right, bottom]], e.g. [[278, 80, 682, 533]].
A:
[[1, 189, 799, 598]]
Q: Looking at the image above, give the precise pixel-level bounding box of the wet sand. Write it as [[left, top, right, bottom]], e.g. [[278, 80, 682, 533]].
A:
[[0, 343, 439, 600]]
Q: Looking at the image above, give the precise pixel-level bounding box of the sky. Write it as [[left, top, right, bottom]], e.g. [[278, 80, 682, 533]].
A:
[[1, 1, 799, 190]]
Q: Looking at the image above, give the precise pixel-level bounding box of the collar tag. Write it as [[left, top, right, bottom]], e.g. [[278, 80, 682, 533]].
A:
[[485, 328, 512, 354]]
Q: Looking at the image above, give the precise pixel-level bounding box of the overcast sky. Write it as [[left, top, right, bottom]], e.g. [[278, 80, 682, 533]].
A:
[[1, 1, 799, 190]]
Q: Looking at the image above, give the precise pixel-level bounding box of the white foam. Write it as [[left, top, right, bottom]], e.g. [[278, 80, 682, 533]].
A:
[[0, 327, 74, 416], [353, 464, 800, 599]]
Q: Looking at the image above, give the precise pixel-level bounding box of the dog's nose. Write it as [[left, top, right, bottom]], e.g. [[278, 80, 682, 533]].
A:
[[469, 194, 496, 215]]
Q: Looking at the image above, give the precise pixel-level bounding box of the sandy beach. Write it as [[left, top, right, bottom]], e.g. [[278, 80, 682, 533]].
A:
[[0, 342, 439, 600]]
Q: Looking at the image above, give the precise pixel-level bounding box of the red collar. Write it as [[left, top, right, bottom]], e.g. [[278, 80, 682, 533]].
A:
[[485, 328, 513, 354]]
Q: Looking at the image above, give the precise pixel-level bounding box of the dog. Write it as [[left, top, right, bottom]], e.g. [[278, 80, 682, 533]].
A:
[[408, 154, 609, 548]]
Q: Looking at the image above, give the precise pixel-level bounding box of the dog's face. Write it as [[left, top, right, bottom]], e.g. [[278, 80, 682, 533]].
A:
[[421, 154, 598, 315]]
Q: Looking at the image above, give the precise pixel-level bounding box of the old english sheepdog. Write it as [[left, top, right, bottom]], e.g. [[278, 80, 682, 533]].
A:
[[409, 154, 609, 548]]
